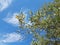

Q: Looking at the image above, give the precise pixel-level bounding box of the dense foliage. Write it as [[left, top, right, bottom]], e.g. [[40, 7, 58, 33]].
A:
[[16, 0, 60, 45]]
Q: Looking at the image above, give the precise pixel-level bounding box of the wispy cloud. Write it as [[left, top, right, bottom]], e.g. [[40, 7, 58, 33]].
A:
[[3, 13, 19, 26], [0, 32, 23, 43], [0, 0, 12, 11], [3, 8, 30, 26]]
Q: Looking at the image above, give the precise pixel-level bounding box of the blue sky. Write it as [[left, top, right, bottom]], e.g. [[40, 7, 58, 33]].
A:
[[0, 0, 52, 45]]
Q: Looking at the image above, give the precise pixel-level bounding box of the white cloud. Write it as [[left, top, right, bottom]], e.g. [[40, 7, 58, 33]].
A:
[[3, 8, 30, 26], [0, 0, 12, 11], [3, 13, 19, 26], [25, 21, 32, 26], [0, 32, 23, 43]]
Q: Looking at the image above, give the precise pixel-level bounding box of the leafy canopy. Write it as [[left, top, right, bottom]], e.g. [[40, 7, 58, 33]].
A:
[[16, 0, 60, 45]]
